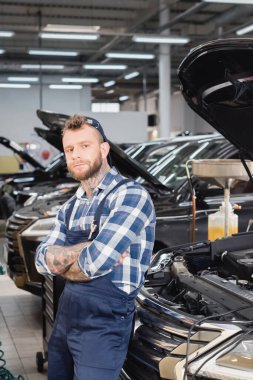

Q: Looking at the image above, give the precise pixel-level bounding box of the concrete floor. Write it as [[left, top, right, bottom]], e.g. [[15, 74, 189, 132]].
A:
[[0, 228, 47, 379]]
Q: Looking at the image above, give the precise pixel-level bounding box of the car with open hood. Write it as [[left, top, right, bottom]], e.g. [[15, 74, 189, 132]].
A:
[[120, 38, 253, 380], [0, 128, 74, 218], [0, 136, 46, 218]]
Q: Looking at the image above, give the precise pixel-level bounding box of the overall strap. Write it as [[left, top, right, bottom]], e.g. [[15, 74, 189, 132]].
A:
[[65, 197, 77, 227], [88, 178, 133, 241]]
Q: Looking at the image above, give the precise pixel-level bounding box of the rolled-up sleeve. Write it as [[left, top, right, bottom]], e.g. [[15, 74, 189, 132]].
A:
[[78, 184, 156, 277], [35, 207, 67, 275]]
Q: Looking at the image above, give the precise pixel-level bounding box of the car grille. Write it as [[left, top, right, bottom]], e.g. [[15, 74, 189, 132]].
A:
[[6, 212, 38, 282], [123, 291, 234, 380]]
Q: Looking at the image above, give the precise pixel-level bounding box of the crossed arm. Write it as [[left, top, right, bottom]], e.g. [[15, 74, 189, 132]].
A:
[[45, 242, 91, 281], [45, 242, 128, 282]]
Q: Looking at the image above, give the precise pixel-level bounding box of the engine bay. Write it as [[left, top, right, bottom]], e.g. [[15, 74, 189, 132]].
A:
[[145, 233, 253, 321]]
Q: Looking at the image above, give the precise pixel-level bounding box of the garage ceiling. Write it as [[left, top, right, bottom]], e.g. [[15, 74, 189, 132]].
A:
[[1, 0, 253, 102]]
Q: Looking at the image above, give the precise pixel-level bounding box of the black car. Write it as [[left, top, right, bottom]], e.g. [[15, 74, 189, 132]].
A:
[[121, 38, 253, 380]]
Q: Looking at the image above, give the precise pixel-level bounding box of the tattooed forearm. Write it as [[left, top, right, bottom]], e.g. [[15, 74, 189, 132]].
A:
[[46, 242, 90, 275], [61, 249, 129, 281]]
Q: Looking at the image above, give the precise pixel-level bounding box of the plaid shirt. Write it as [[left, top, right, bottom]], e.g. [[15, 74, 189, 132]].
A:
[[35, 167, 156, 294]]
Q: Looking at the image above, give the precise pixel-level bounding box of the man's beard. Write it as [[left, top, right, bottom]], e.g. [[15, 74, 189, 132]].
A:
[[68, 155, 103, 181]]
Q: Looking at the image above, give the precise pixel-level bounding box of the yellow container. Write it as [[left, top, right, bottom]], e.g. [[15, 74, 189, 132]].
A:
[[208, 202, 238, 240]]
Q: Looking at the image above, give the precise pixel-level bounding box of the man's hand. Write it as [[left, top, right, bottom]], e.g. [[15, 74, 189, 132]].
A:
[[61, 261, 90, 282], [115, 251, 128, 266], [45, 242, 90, 275]]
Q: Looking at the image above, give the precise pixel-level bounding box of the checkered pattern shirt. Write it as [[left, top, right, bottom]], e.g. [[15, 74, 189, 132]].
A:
[[35, 167, 156, 294]]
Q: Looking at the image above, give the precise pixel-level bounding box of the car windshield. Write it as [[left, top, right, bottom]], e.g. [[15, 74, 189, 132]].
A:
[[138, 138, 233, 190], [125, 141, 167, 161], [140, 144, 179, 168]]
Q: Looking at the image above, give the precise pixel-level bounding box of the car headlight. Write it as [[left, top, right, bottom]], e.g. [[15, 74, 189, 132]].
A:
[[24, 185, 76, 207], [21, 217, 55, 237], [23, 193, 38, 206], [216, 339, 253, 371], [37, 187, 74, 201], [185, 325, 252, 380], [13, 176, 35, 183], [42, 205, 62, 217]]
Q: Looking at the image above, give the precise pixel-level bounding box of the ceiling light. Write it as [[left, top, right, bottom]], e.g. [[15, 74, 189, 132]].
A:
[[236, 24, 253, 35], [49, 84, 83, 90], [132, 35, 189, 44], [106, 52, 155, 60], [8, 77, 39, 82], [104, 80, 115, 87], [0, 49, 5, 54], [0, 83, 31, 88], [28, 49, 79, 56], [21, 64, 65, 70], [203, 0, 253, 3], [84, 64, 127, 70], [40, 64, 64, 69], [43, 24, 100, 33], [106, 89, 114, 94], [61, 77, 98, 83], [0, 31, 15, 37], [124, 71, 140, 80], [119, 95, 129, 101], [21, 64, 41, 69], [39, 32, 99, 40]]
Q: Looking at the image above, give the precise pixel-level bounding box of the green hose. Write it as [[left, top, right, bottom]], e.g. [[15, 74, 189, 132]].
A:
[[0, 342, 25, 380]]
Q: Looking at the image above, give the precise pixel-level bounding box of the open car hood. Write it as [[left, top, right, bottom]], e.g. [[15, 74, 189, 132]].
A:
[[36, 109, 168, 193], [36, 109, 69, 131], [0, 136, 44, 169], [35, 109, 70, 151], [178, 38, 253, 161]]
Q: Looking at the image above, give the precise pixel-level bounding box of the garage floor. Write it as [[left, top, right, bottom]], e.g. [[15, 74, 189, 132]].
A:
[[0, 228, 47, 379]]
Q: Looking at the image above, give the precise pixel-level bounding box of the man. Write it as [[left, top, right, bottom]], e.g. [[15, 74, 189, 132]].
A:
[[35, 114, 156, 380], [0, 183, 16, 219]]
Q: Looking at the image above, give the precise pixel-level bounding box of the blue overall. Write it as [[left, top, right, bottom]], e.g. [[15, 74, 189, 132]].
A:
[[48, 179, 138, 380]]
